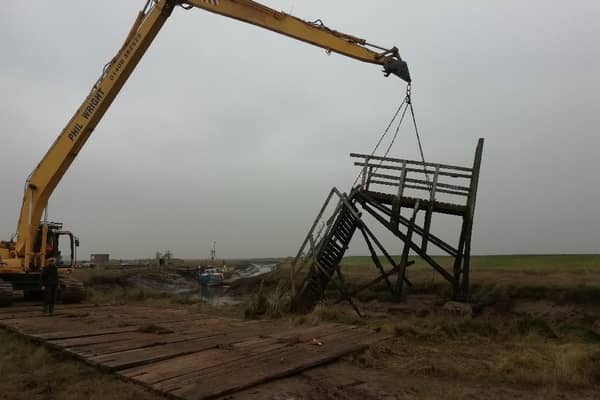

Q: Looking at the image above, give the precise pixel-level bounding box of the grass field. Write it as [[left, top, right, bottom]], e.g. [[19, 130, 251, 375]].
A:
[[71, 254, 600, 313], [341, 254, 600, 271], [333, 254, 600, 304], [0, 329, 163, 400]]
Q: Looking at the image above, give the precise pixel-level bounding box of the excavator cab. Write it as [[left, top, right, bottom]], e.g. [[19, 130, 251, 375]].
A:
[[33, 223, 79, 270], [54, 230, 79, 270], [0, 224, 84, 305]]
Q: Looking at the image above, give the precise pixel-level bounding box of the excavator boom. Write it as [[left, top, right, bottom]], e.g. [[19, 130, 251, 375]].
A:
[[183, 0, 411, 80], [11, 0, 410, 270]]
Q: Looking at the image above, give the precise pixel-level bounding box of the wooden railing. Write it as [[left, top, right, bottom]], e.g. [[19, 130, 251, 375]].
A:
[[289, 187, 360, 296], [351, 150, 478, 209]]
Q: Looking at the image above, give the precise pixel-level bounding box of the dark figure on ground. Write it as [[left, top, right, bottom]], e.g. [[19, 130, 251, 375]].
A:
[[41, 259, 59, 315]]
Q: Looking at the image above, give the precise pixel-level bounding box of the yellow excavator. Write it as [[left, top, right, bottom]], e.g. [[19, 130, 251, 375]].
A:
[[0, 0, 410, 305]]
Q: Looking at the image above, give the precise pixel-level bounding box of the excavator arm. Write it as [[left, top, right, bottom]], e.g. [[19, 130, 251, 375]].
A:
[[183, 0, 411, 80], [13, 0, 410, 268]]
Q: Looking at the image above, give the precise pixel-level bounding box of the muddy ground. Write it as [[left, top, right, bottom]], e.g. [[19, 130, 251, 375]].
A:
[[9, 257, 597, 399], [225, 295, 600, 400], [217, 257, 600, 400]]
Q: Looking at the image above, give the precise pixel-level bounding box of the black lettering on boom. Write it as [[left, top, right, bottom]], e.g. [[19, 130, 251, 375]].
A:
[[82, 88, 105, 120], [68, 123, 84, 142]]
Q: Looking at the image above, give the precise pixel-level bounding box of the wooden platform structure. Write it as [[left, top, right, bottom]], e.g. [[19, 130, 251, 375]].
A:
[[0, 303, 389, 400], [291, 139, 484, 313]]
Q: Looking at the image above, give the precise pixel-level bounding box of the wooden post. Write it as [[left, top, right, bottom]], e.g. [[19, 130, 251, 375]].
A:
[[335, 266, 362, 317], [391, 161, 407, 228], [396, 200, 419, 299], [360, 157, 370, 190], [359, 225, 395, 294], [308, 235, 324, 298], [421, 165, 439, 253], [453, 138, 483, 300], [460, 138, 484, 300], [452, 219, 467, 299]]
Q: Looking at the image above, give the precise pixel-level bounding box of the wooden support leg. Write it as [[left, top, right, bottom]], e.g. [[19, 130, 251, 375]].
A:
[[359, 221, 413, 289], [396, 200, 420, 300], [453, 218, 467, 300], [359, 225, 395, 294], [422, 166, 440, 253], [312, 257, 362, 317], [453, 216, 474, 301], [335, 266, 362, 317], [459, 215, 473, 301], [309, 236, 326, 299], [335, 259, 414, 305], [361, 202, 455, 283]]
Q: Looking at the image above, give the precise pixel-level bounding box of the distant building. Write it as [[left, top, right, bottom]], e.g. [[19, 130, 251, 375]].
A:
[[90, 254, 110, 264]]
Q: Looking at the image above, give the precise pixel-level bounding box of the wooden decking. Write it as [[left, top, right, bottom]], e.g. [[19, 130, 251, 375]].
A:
[[0, 303, 389, 400], [360, 191, 467, 216]]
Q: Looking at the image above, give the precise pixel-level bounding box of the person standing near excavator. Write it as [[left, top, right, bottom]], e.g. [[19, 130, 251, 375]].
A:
[[41, 258, 58, 315]]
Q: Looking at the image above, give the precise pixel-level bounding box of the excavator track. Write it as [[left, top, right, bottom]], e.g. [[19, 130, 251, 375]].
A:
[[0, 279, 14, 306], [58, 277, 86, 304]]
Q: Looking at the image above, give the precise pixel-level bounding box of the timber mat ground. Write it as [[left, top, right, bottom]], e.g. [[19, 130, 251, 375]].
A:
[[0, 254, 599, 399]]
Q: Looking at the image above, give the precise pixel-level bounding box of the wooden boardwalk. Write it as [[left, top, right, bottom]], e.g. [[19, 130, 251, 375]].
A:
[[0, 303, 390, 399]]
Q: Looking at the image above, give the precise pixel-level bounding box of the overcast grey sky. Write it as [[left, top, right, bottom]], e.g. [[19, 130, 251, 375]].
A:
[[1, 1, 599, 259]]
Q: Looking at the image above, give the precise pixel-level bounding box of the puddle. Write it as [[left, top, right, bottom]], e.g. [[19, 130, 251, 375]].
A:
[[230, 263, 277, 280], [193, 263, 278, 304]]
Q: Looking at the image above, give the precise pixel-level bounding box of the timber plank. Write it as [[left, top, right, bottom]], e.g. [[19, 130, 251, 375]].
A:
[[68, 318, 266, 358], [363, 191, 466, 216], [20, 309, 214, 339], [0, 303, 102, 315], [0, 303, 135, 320], [90, 320, 323, 370], [89, 335, 227, 370], [122, 338, 286, 386], [0, 304, 143, 327], [0, 306, 134, 335], [163, 329, 383, 399], [52, 331, 152, 348], [49, 317, 227, 348], [176, 330, 390, 400], [34, 314, 222, 340], [75, 329, 226, 359], [88, 323, 279, 367], [118, 325, 339, 385], [0, 307, 100, 321], [0, 304, 392, 400], [147, 326, 368, 393], [34, 326, 143, 341]]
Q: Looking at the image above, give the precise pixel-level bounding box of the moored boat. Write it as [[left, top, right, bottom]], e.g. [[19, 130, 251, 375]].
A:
[[199, 267, 224, 287]]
